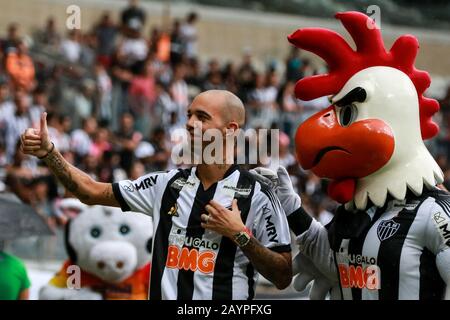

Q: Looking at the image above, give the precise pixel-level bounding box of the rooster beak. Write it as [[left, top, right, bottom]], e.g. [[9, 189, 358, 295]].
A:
[[295, 105, 395, 180]]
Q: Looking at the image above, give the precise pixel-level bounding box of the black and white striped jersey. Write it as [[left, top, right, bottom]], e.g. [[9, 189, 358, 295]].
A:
[[112, 164, 291, 300], [292, 188, 450, 300]]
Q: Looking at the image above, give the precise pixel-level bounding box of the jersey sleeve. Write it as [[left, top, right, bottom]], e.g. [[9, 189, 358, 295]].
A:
[[250, 186, 291, 253], [112, 169, 178, 216], [424, 199, 450, 255], [425, 198, 450, 296]]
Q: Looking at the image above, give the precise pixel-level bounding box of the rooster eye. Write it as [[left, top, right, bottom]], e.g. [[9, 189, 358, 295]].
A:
[[338, 104, 358, 127]]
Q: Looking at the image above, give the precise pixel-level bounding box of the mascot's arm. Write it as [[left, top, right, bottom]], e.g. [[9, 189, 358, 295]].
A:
[[259, 166, 337, 279], [251, 166, 339, 297]]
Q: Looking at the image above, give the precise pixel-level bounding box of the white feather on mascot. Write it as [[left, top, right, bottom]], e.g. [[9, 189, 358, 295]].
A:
[[39, 205, 153, 300]]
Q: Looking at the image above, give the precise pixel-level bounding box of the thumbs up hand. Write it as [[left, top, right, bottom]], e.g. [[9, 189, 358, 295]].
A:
[[20, 112, 53, 158]]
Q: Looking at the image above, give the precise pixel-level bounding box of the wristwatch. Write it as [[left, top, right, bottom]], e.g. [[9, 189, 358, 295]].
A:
[[233, 227, 252, 248]]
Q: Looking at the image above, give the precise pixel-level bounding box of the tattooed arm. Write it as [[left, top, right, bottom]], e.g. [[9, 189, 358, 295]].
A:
[[240, 238, 292, 289], [42, 150, 118, 206], [20, 113, 119, 207]]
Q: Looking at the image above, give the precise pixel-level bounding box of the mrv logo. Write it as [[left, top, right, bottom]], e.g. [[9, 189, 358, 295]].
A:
[[433, 211, 450, 246], [135, 175, 158, 191], [262, 204, 278, 243]]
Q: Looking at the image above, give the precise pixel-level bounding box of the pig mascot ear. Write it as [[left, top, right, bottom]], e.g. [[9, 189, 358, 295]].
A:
[[64, 219, 78, 263]]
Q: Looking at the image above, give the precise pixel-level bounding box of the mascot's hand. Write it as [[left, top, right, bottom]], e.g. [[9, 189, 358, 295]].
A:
[[250, 166, 301, 215], [276, 166, 301, 215], [250, 167, 279, 188], [64, 288, 103, 300], [292, 252, 336, 300]]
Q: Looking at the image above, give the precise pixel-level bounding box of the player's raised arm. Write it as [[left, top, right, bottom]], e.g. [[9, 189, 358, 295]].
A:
[[20, 112, 118, 207]]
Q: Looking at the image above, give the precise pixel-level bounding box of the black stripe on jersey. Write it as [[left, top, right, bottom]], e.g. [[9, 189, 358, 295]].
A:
[[112, 182, 131, 212], [269, 244, 291, 253], [150, 169, 189, 300], [419, 247, 445, 299], [246, 264, 255, 300], [377, 199, 426, 300], [177, 182, 218, 300], [347, 207, 385, 300], [212, 170, 256, 300], [287, 207, 313, 236]]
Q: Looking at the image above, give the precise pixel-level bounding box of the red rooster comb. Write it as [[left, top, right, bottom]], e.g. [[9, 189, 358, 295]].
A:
[[288, 11, 439, 139]]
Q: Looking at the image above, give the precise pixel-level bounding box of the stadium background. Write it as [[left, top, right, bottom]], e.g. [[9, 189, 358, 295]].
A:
[[0, 0, 449, 299]]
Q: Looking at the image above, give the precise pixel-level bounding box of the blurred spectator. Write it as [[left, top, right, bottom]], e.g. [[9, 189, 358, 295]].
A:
[[70, 116, 97, 159], [5, 39, 35, 91], [170, 63, 189, 117], [279, 81, 302, 137], [29, 86, 48, 126], [91, 126, 111, 160], [170, 19, 184, 66], [4, 89, 33, 161], [60, 30, 82, 63], [128, 59, 156, 134], [47, 113, 71, 153], [72, 79, 96, 127], [35, 17, 61, 49], [136, 126, 170, 171], [94, 12, 118, 68], [1, 23, 20, 54], [80, 32, 97, 68], [112, 113, 142, 172], [116, 24, 148, 72], [180, 12, 199, 59], [121, 0, 146, 33], [95, 62, 113, 122], [237, 50, 257, 103], [0, 77, 14, 139], [285, 46, 303, 82], [30, 176, 56, 227], [247, 72, 279, 128]]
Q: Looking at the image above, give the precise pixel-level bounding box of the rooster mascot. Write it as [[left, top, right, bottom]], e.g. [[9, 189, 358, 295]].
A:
[[255, 11, 450, 300]]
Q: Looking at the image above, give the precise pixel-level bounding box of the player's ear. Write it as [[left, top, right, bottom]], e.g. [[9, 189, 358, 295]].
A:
[[225, 122, 239, 136]]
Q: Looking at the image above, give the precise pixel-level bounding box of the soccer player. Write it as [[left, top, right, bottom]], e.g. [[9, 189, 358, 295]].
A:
[[20, 90, 292, 300]]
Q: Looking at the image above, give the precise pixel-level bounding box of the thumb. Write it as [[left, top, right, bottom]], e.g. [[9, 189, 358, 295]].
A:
[[277, 166, 292, 188], [293, 273, 314, 292], [40, 112, 48, 135]]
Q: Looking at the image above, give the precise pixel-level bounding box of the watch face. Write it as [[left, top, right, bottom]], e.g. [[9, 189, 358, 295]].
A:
[[235, 232, 250, 247]]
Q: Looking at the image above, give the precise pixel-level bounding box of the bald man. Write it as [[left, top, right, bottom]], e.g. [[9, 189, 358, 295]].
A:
[[20, 90, 292, 300]]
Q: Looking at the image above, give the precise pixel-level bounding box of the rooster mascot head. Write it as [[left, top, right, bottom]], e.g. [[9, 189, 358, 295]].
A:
[[289, 11, 443, 210]]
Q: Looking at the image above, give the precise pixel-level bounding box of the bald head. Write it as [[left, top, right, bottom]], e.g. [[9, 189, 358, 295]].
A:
[[196, 90, 245, 127]]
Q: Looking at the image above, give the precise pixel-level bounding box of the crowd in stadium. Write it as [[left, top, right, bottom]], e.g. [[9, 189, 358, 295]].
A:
[[1, 0, 450, 238]]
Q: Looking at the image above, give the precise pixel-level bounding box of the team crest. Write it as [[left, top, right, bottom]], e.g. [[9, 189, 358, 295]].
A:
[[377, 219, 400, 241], [168, 203, 179, 217]]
